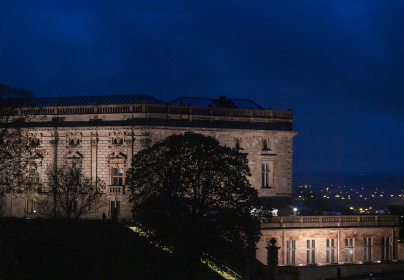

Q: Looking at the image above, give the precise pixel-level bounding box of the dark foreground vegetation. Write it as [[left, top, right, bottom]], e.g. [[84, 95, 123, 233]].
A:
[[0, 218, 223, 280]]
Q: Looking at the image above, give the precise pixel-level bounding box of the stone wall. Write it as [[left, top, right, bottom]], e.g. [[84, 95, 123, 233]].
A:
[[2, 106, 297, 220], [258, 226, 401, 265], [277, 261, 404, 280]]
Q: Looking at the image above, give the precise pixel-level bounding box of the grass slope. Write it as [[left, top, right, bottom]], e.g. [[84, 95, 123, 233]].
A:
[[0, 219, 222, 280]]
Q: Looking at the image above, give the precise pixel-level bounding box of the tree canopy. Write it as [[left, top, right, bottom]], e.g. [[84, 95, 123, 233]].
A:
[[38, 164, 108, 220], [127, 132, 265, 263], [0, 85, 42, 215]]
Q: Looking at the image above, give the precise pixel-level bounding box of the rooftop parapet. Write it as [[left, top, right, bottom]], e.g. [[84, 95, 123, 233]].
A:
[[17, 103, 292, 120], [260, 215, 400, 228]]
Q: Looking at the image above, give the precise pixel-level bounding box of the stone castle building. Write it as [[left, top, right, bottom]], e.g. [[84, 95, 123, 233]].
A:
[[2, 94, 297, 220]]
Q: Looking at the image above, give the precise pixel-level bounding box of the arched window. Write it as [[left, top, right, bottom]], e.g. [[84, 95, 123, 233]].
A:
[[65, 152, 84, 170], [67, 133, 82, 147], [263, 139, 269, 150], [110, 132, 125, 146], [234, 138, 242, 150]]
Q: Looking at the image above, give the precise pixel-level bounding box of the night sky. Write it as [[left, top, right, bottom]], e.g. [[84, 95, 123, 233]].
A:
[[1, 1, 403, 188]]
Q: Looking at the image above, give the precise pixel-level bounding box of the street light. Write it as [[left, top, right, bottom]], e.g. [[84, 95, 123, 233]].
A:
[[293, 208, 298, 216]]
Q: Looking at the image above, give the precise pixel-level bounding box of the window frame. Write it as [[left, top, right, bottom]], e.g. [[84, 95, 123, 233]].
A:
[[382, 237, 391, 261], [306, 239, 316, 265], [345, 238, 354, 263], [326, 239, 336, 264], [110, 167, 124, 186], [286, 240, 296, 265], [364, 237, 372, 262], [111, 200, 121, 215], [261, 162, 274, 188]]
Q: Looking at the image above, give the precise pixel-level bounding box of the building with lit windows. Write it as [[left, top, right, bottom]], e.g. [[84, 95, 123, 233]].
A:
[[1, 94, 296, 220], [257, 215, 403, 279]]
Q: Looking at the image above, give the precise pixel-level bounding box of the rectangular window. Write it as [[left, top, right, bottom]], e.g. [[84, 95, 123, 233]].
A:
[[31, 167, 40, 185], [382, 237, 390, 261], [364, 237, 372, 262], [111, 167, 124, 186], [286, 240, 296, 265], [27, 198, 35, 213], [326, 239, 336, 264], [307, 239, 315, 264], [262, 163, 270, 188], [0, 169, 9, 185], [345, 238, 354, 263], [111, 201, 120, 215]]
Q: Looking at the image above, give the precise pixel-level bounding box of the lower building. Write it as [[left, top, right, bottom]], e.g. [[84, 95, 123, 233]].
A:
[[257, 215, 402, 266]]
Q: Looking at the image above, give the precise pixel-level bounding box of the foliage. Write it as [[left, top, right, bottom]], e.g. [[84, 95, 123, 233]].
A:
[[38, 164, 108, 219], [0, 85, 43, 211], [127, 132, 265, 261]]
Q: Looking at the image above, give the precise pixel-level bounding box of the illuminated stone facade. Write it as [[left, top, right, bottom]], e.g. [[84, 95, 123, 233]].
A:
[[2, 95, 297, 220], [257, 215, 402, 266]]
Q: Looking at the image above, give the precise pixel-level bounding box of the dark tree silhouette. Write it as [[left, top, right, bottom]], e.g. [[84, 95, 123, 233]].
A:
[[127, 132, 266, 278], [38, 164, 108, 220], [0, 85, 43, 216]]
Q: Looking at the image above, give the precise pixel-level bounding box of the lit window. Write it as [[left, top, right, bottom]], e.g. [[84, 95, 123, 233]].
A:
[[287, 240, 296, 265], [31, 167, 40, 185], [326, 239, 336, 264], [262, 163, 270, 188], [111, 168, 124, 186], [345, 238, 354, 263]]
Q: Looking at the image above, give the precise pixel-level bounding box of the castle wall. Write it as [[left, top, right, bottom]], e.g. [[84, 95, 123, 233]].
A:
[[2, 104, 297, 220], [258, 216, 401, 265]]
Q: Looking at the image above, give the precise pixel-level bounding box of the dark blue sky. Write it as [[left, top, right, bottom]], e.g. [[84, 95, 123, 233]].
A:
[[1, 1, 403, 185]]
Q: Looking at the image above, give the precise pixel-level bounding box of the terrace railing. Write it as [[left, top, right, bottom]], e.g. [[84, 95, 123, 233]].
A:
[[260, 215, 400, 228], [19, 103, 293, 120]]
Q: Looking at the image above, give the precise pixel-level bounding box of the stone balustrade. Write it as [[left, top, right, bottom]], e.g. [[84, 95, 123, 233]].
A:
[[260, 215, 400, 228], [17, 103, 293, 120]]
